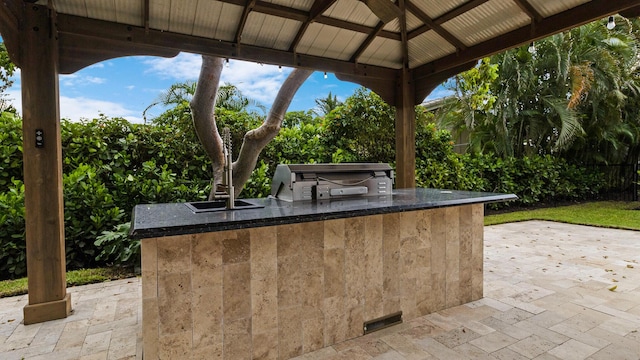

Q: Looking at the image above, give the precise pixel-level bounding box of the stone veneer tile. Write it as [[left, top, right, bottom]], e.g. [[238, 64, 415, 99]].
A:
[[250, 227, 277, 272], [223, 317, 252, 359], [191, 232, 223, 289], [252, 275, 278, 335], [158, 331, 191, 360], [279, 306, 303, 359], [223, 262, 251, 321], [252, 330, 279, 360], [303, 316, 325, 354], [324, 248, 345, 299], [431, 210, 447, 311], [192, 285, 222, 349], [300, 222, 325, 270], [141, 238, 157, 299], [142, 298, 159, 360], [301, 267, 324, 309], [222, 229, 248, 264], [157, 272, 192, 336], [324, 219, 346, 249], [323, 296, 348, 346], [190, 343, 223, 360], [471, 204, 484, 300], [364, 215, 384, 321], [383, 213, 401, 314], [278, 255, 302, 308], [459, 205, 473, 304], [157, 235, 192, 274], [278, 223, 304, 257], [445, 206, 461, 308]]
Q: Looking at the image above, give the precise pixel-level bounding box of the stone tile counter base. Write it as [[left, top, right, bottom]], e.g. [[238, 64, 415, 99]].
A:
[[141, 204, 484, 359]]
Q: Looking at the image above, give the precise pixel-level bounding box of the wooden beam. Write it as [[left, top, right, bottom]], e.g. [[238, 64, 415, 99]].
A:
[[20, 3, 71, 325], [289, 0, 337, 52], [511, 0, 542, 23], [405, 1, 466, 50], [0, 1, 22, 66], [350, 21, 385, 63], [56, 13, 398, 79], [58, 33, 179, 73], [620, 5, 640, 18], [395, 67, 416, 188], [415, 0, 640, 80], [399, 0, 409, 68], [143, 0, 149, 33], [235, 0, 256, 44]]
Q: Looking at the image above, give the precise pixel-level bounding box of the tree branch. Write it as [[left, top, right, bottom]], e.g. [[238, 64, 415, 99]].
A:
[[233, 68, 313, 194], [190, 55, 226, 200]]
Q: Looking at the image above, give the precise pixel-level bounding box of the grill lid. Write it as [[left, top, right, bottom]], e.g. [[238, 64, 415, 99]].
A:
[[271, 163, 394, 202]]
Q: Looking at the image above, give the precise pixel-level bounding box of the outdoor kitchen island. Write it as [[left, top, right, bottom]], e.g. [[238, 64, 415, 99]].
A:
[[131, 187, 516, 359]]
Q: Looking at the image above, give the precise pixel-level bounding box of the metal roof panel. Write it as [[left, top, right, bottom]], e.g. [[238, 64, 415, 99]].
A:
[[412, 0, 469, 19], [242, 13, 300, 51], [168, 0, 198, 34], [192, 2, 241, 41], [408, 31, 457, 67], [325, 0, 380, 27], [358, 37, 403, 69], [442, 0, 531, 46], [529, 0, 591, 17]]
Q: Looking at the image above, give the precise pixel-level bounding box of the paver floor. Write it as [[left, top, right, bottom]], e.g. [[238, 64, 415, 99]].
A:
[[1, 221, 639, 359]]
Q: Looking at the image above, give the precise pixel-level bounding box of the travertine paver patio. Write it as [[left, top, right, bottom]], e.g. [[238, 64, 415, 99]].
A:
[[1, 220, 639, 359]]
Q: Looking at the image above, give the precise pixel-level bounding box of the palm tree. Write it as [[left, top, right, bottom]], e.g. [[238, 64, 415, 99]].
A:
[[143, 81, 264, 123], [313, 92, 342, 117], [438, 16, 640, 164]]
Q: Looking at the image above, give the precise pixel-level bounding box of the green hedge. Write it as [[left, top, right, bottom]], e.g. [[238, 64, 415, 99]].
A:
[[0, 104, 607, 279]]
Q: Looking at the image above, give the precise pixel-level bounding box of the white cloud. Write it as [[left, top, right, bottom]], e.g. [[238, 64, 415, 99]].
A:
[[6, 89, 143, 123], [143, 53, 202, 79], [143, 53, 291, 106], [61, 74, 107, 87]]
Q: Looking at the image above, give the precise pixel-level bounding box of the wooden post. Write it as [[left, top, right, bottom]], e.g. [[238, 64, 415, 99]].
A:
[[395, 68, 416, 188], [21, 4, 71, 325]]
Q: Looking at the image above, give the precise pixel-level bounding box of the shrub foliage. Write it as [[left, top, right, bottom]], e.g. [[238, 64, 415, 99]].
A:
[[0, 88, 607, 279]]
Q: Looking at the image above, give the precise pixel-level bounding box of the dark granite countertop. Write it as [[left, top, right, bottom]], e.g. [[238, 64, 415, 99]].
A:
[[130, 188, 517, 239]]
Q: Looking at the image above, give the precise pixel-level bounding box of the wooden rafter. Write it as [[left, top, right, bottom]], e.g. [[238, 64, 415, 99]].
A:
[[399, 0, 408, 68], [415, 0, 640, 80], [511, 0, 542, 23], [55, 13, 398, 78], [0, 1, 21, 66], [350, 21, 384, 63], [289, 0, 337, 52], [405, 1, 466, 50], [235, 0, 256, 44], [143, 0, 149, 33]]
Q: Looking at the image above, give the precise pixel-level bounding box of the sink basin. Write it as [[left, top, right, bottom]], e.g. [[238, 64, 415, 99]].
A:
[[185, 200, 264, 213]]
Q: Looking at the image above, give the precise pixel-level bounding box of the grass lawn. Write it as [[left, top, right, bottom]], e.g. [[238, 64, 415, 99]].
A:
[[1, 201, 638, 298], [0, 267, 135, 298], [485, 201, 640, 230]]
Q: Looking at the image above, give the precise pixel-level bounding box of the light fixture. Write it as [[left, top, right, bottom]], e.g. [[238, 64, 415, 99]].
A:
[[324, 72, 328, 79], [225, 58, 230, 68], [278, 66, 282, 73], [607, 16, 615, 30], [528, 42, 536, 54]]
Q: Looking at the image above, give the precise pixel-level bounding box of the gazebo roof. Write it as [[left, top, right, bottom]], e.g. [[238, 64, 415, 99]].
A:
[[3, 0, 640, 104]]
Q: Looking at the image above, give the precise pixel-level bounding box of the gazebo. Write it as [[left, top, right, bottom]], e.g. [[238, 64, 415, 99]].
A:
[[1, 0, 638, 326]]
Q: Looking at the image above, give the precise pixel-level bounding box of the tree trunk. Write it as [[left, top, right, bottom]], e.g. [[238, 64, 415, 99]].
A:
[[233, 68, 313, 195], [190, 55, 312, 199], [190, 56, 225, 200]]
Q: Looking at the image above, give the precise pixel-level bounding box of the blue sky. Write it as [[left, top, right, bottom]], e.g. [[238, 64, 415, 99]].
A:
[[5, 51, 452, 123]]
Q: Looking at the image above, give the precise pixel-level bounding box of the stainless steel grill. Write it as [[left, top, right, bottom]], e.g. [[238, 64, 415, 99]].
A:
[[270, 163, 394, 202]]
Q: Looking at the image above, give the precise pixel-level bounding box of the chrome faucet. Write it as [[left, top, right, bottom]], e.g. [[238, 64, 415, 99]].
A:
[[215, 127, 235, 209]]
